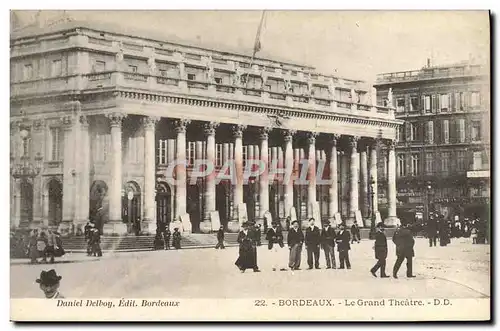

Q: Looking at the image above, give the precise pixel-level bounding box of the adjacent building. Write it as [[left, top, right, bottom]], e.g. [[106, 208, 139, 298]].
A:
[[374, 59, 490, 223], [10, 18, 402, 236]]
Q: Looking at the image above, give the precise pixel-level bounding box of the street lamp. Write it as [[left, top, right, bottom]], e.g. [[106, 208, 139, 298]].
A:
[[369, 176, 376, 239]]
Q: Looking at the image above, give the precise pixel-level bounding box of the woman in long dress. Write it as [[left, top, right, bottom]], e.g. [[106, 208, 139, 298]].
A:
[[235, 222, 260, 273]]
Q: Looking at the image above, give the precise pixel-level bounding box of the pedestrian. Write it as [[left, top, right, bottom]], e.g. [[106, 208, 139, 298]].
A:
[[45, 229, 56, 264], [163, 228, 171, 250], [53, 231, 65, 258], [266, 221, 286, 271], [438, 218, 449, 247], [471, 226, 478, 244], [37, 230, 48, 263], [172, 228, 181, 249], [235, 222, 261, 273], [427, 216, 438, 247], [370, 222, 389, 278], [305, 218, 321, 270], [255, 224, 262, 246], [28, 229, 39, 264], [350, 220, 361, 243], [215, 226, 225, 249], [153, 230, 164, 250], [134, 218, 141, 236], [392, 223, 416, 279], [287, 220, 304, 270], [91, 226, 102, 257], [320, 220, 336, 269], [36, 269, 64, 299], [336, 223, 351, 269]]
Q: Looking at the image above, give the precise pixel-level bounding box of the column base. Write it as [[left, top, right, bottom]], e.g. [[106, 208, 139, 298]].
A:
[[199, 220, 213, 233], [141, 219, 157, 235], [103, 221, 128, 236], [227, 220, 240, 233], [384, 216, 401, 228]]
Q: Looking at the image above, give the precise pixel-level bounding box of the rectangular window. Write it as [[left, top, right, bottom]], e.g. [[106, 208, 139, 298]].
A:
[[23, 64, 33, 80], [410, 123, 418, 141], [187, 73, 196, 81], [242, 146, 248, 168], [425, 152, 434, 174], [411, 153, 420, 176], [397, 126, 405, 142], [410, 97, 419, 112], [440, 94, 450, 111], [128, 65, 138, 73], [425, 95, 431, 112], [93, 60, 106, 73], [159, 69, 167, 77], [470, 92, 481, 107], [214, 77, 222, 84], [442, 120, 450, 144], [473, 151, 482, 170], [471, 121, 481, 141], [431, 95, 437, 112], [458, 119, 466, 143], [215, 144, 223, 167], [427, 121, 434, 144], [397, 154, 406, 177], [157, 140, 167, 165], [49, 127, 63, 161], [441, 152, 450, 175], [456, 150, 466, 172], [50, 59, 62, 77], [459, 92, 465, 110], [187, 142, 196, 166], [396, 98, 405, 113]]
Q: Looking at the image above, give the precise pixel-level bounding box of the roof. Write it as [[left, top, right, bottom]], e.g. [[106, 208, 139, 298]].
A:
[[11, 18, 316, 70]]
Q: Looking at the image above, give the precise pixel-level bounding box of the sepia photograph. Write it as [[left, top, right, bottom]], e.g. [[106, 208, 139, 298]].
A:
[[8, 9, 491, 322]]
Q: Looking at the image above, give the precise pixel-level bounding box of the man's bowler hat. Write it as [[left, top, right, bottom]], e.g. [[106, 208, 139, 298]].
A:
[[36, 269, 62, 286]]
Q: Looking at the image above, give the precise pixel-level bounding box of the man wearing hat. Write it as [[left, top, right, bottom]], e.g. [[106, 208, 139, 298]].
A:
[[336, 223, 351, 269], [287, 219, 304, 270], [320, 220, 337, 269], [305, 218, 321, 270], [235, 222, 260, 272], [392, 223, 416, 278], [370, 222, 389, 278], [36, 269, 64, 299], [266, 221, 286, 271]]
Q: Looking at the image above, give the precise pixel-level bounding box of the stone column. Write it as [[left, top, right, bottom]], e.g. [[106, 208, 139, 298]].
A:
[[348, 136, 360, 227], [77, 115, 91, 230], [60, 115, 76, 235], [258, 127, 271, 228], [233, 124, 246, 208], [328, 134, 340, 224], [307, 132, 318, 218], [104, 112, 127, 235], [32, 120, 45, 226], [385, 139, 399, 226], [370, 140, 379, 217], [201, 122, 218, 232], [174, 119, 191, 231], [283, 130, 296, 218], [142, 116, 160, 235], [42, 192, 49, 227], [360, 145, 369, 225]]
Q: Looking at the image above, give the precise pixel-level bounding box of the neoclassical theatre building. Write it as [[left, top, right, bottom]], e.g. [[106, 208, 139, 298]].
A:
[[10, 20, 402, 235]]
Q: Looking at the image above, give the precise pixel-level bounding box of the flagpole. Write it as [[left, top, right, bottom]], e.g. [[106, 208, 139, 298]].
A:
[[245, 11, 266, 89]]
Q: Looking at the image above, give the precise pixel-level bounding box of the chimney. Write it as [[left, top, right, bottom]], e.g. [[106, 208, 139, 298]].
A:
[[426, 58, 431, 68]]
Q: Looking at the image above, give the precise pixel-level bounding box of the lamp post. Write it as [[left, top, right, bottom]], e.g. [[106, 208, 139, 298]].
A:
[[369, 176, 376, 239], [424, 181, 432, 225]]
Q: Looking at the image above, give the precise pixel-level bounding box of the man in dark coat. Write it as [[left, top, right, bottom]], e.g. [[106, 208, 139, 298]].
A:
[[370, 222, 389, 278], [305, 218, 321, 270], [392, 223, 416, 278], [172, 228, 181, 249], [163, 228, 171, 250], [336, 223, 351, 269], [215, 226, 225, 249], [84, 221, 93, 256], [235, 222, 261, 273], [266, 221, 286, 271], [427, 215, 438, 247], [351, 220, 361, 243], [287, 220, 304, 270], [320, 220, 336, 269]]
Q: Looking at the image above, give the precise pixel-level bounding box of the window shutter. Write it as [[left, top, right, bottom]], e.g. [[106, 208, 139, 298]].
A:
[[405, 122, 412, 141], [421, 95, 425, 112], [436, 94, 441, 112], [464, 91, 470, 110], [431, 95, 436, 112]]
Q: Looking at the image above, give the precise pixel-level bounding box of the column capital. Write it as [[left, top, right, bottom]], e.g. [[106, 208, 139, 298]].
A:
[[386, 139, 397, 149], [203, 122, 219, 136], [283, 129, 296, 142], [330, 133, 342, 146], [370, 138, 382, 149], [142, 116, 160, 130], [232, 124, 247, 139], [60, 115, 74, 129], [307, 131, 318, 144], [259, 127, 272, 140], [33, 119, 45, 131], [79, 115, 89, 128], [348, 135, 359, 149], [106, 112, 127, 128], [174, 119, 191, 134]]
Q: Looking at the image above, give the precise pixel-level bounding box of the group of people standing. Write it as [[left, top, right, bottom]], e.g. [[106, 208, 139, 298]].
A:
[[153, 225, 182, 250], [26, 228, 65, 264], [426, 213, 490, 247], [84, 222, 102, 257], [235, 218, 354, 273]]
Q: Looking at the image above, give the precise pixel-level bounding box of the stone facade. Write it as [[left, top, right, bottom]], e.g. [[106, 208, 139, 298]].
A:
[[10, 21, 402, 235]]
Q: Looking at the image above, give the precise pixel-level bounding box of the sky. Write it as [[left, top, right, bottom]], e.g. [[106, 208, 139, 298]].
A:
[[12, 10, 490, 83]]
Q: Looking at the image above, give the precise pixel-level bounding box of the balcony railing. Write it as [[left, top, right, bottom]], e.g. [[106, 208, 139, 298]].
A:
[[376, 65, 486, 84]]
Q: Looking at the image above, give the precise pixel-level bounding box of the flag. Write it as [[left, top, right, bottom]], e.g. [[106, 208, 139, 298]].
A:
[[253, 11, 266, 55]]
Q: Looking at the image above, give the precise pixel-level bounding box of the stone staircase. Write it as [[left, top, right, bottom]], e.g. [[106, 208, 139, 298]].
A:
[[61, 229, 400, 253]]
